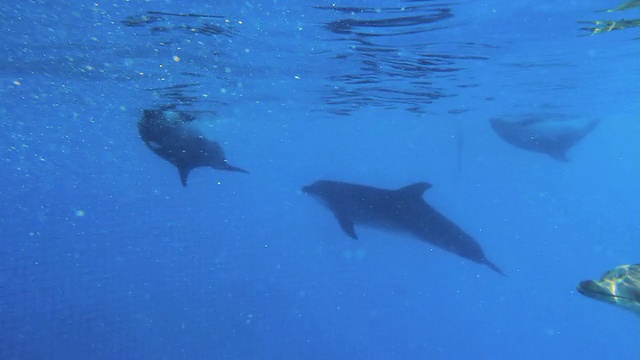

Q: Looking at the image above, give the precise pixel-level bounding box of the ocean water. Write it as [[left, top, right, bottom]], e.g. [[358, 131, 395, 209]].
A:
[[0, 1, 638, 359]]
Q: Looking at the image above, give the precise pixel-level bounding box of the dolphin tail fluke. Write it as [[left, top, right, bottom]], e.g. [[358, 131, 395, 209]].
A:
[[484, 259, 507, 277], [225, 164, 250, 174]]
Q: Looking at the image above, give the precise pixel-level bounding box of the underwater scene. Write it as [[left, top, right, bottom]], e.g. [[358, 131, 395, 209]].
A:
[[0, 0, 638, 359]]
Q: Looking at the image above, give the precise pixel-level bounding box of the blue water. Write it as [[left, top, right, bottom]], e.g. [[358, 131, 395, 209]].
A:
[[1, 1, 638, 359]]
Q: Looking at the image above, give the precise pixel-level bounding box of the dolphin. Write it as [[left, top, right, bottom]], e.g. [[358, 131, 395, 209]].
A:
[[302, 180, 505, 275], [577, 264, 640, 315], [490, 113, 599, 161], [138, 109, 248, 186]]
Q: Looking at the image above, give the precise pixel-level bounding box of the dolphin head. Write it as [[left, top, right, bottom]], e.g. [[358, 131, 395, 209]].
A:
[[577, 264, 640, 315], [302, 181, 336, 207], [142, 109, 165, 123]]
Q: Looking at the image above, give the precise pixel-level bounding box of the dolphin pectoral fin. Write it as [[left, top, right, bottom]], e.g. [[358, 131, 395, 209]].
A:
[[178, 167, 190, 187], [397, 182, 432, 197], [336, 216, 358, 239], [484, 258, 506, 277]]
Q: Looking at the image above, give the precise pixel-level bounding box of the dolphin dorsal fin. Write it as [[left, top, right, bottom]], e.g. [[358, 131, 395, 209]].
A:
[[397, 182, 432, 197]]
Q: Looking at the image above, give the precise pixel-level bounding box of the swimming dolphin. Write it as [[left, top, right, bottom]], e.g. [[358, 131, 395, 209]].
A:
[[138, 109, 248, 186], [302, 180, 505, 275], [577, 264, 640, 315], [490, 114, 599, 161]]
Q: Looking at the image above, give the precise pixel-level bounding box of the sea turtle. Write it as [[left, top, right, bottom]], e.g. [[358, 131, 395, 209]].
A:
[[577, 264, 640, 315]]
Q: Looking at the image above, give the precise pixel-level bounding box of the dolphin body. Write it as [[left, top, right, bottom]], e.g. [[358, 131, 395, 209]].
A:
[[490, 114, 599, 161], [302, 180, 505, 276], [138, 109, 248, 186]]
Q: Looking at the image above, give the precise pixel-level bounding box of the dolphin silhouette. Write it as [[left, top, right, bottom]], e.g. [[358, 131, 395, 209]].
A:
[[138, 109, 248, 186], [302, 180, 505, 276], [490, 114, 599, 161]]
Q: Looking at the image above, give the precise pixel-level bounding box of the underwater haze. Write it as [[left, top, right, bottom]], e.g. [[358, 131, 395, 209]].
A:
[[1, 0, 639, 359]]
